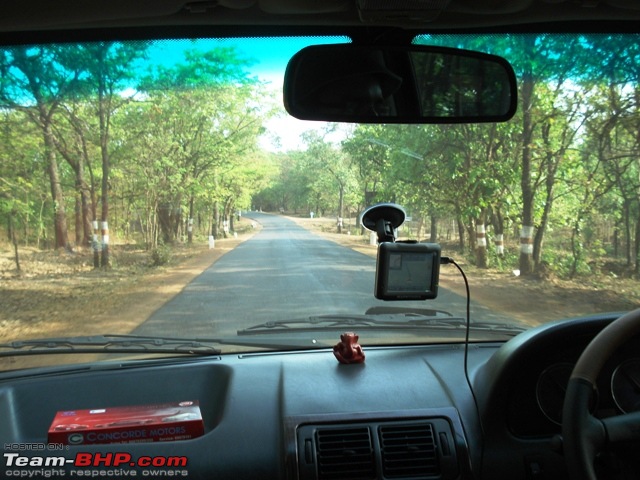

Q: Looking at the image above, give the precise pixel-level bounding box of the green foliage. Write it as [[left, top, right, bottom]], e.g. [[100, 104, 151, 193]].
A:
[[140, 46, 254, 90], [2, 34, 640, 284], [150, 245, 171, 267], [490, 249, 519, 272]]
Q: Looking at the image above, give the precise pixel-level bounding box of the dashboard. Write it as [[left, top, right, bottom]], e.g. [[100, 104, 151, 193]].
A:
[[1, 312, 638, 480]]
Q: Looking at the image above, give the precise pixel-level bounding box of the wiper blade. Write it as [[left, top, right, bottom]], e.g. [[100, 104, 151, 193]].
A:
[[237, 313, 525, 336], [0, 335, 223, 357], [238, 313, 467, 333], [0, 334, 335, 358]]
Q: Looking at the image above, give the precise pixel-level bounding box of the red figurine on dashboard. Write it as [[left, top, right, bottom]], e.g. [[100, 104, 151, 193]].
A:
[[333, 332, 365, 364]]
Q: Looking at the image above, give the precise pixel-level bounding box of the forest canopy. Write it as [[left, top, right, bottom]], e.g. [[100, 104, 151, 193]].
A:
[[1, 34, 639, 279]]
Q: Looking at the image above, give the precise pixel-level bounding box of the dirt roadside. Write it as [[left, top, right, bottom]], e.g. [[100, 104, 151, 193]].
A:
[[0, 220, 261, 342]]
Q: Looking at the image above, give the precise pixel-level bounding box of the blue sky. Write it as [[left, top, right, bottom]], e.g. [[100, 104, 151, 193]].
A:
[[145, 36, 349, 81], [142, 36, 350, 151]]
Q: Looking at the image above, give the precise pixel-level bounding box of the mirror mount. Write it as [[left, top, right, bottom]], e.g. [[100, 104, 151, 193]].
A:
[[361, 203, 406, 243]]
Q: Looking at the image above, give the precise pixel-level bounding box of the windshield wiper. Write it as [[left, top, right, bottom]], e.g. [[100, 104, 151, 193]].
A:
[[237, 313, 525, 336], [0, 335, 223, 357], [0, 334, 336, 358]]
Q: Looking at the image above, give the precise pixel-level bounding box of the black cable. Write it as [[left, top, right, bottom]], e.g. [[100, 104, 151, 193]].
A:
[[440, 256, 485, 468], [440, 256, 471, 353]]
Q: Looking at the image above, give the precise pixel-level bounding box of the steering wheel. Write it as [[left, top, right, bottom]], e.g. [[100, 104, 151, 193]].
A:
[[562, 308, 640, 479]]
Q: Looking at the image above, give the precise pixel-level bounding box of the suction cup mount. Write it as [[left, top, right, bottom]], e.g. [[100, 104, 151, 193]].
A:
[[361, 203, 406, 243]]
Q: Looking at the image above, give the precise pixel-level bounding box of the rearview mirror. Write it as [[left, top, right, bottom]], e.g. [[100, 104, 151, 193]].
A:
[[284, 44, 517, 124]]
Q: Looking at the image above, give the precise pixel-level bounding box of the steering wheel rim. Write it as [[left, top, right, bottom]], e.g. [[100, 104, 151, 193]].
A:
[[562, 308, 640, 480]]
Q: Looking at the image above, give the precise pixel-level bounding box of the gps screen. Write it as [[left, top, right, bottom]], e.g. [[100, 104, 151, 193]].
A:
[[375, 243, 440, 300]]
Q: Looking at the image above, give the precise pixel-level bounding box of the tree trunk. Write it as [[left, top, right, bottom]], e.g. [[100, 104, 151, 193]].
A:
[[75, 194, 82, 246], [624, 199, 632, 266], [158, 202, 181, 244], [491, 209, 505, 256], [188, 196, 195, 244], [8, 213, 21, 272], [100, 121, 110, 267], [519, 55, 535, 275], [429, 215, 437, 243], [337, 185, 344, 233], [533, 171, 555, 268], [475, 212, 488, 268], [569, 216, 585, 279], [77, 172, 92, 247], [44, 123, 70, 250], [456, 217, 465, 251], [97, 62, 112, 267], [466, 222, 475, 255], [212, 202, 221, 238]]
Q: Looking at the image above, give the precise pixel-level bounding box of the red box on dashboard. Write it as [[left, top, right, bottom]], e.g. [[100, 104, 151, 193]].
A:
[[48, 400, 204, 445]]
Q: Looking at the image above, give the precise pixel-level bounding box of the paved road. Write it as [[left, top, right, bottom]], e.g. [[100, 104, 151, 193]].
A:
[[133, 212, 513, 339]]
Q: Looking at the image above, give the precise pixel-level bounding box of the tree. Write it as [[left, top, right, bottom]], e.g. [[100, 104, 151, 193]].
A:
[[51, 102, 96, 248], [73, 42, 149, 266], [0, 111, 42, 270], [0, 45, 85, 250], [301, 128, 358, 230], [342, 124, 394, 212], [115, 46, 269, 246], [582, 36, 640, 273], [252, 152, 313, 213]]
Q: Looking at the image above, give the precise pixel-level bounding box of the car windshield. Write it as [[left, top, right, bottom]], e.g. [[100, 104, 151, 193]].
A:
[[1, 33, 639, 370]]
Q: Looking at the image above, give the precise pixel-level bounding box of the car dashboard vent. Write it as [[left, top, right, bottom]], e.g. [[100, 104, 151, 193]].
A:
[[297, 418, 459, 480], [378, 423, 438, 478], [315, 427, 376, 479]]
